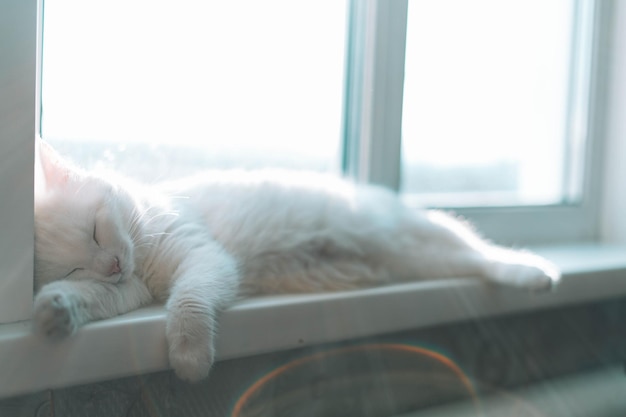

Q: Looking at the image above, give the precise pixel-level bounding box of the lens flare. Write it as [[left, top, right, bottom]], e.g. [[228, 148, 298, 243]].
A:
[[230, 342, 479, 417]]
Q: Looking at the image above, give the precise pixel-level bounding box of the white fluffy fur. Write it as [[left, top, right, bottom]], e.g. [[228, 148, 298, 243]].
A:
[[33, 141, 560, 381]]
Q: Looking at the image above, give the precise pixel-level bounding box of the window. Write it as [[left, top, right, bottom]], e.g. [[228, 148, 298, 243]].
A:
[[0, 1, 603, 334], [402, 0, 586, 208], [41, 0, 348, 179], [40, 0, 606, 244], [343, 0, 606, 244]]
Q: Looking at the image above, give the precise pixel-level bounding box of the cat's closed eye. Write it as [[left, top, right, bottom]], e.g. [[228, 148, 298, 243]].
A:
[[65, 267, 84, 278], [93, 223, 99, 246]]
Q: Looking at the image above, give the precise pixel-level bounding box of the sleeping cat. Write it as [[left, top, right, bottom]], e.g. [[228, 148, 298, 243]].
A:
[[33, 141, 559, 382]]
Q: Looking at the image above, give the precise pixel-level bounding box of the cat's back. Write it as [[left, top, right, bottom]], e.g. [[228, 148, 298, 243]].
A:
[[157, 170, 409, 252], [159, 169, 375, 221]]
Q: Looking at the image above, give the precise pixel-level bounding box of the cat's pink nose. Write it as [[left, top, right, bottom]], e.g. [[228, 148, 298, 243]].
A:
[[108, 257, 121, 276]]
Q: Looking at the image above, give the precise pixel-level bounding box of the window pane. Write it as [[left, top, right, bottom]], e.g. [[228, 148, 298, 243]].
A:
[[42, 0, 346, 180], [401, 0, 581, 207]]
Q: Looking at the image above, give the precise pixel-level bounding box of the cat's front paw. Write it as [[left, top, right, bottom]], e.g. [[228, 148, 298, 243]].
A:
[[168, 340, 215, 382], [33, 291, 79, 339], [166, 314, 216, 382]]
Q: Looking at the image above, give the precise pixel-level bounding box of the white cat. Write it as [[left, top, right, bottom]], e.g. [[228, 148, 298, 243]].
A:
[[33, 141, 559, 382]]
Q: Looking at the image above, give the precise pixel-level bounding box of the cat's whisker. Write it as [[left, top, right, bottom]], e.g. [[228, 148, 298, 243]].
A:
[[140, 211, 180, 228], [133, 243, 158, 250], [132, 231, 173, 248], [128, 205, 172, 239], [133, 234, 171, 247], [72, 180, 91, 196], [128, 210, 148, 237]]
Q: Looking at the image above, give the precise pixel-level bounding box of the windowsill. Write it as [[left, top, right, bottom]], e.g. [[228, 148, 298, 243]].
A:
[[2, 243, 626, 399]]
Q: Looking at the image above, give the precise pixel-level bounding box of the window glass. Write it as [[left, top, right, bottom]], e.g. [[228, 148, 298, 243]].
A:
[[401, 0, 580, 207], [41, 0, 347, 180]]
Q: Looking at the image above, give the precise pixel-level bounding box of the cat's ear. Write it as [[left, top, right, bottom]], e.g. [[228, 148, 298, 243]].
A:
[[35, 139, 80, 191]]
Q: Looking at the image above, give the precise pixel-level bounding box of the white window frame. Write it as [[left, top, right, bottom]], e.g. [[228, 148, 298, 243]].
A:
[[600, 0, 626, 244], [344, 0, 611, 246], [0, 0, 38, 324]]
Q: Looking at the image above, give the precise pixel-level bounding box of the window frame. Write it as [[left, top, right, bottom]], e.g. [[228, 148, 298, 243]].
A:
[[0, 0, 38, 324], [343, 0, 611, 246]]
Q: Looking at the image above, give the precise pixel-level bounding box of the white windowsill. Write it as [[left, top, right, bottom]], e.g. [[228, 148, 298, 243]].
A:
[[1, 243, 626, 399]]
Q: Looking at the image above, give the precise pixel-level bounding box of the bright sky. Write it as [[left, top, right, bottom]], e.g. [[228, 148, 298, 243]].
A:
[[42, 0, 346, 160], [402, 0, 575, 202], [42, 0, 579, 204]]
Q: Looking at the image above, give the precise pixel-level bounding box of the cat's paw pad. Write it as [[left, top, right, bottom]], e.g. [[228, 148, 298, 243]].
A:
[[168, 336, 215, 382], [33, 291, 78, 339]]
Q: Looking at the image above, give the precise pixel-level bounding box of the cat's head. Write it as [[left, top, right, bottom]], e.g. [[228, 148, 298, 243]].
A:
[[34, 141, 137, 290]]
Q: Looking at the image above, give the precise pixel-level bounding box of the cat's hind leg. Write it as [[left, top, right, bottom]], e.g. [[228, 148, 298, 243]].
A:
[[405, 211, 560, 291], [479, 246, 560, 290]]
